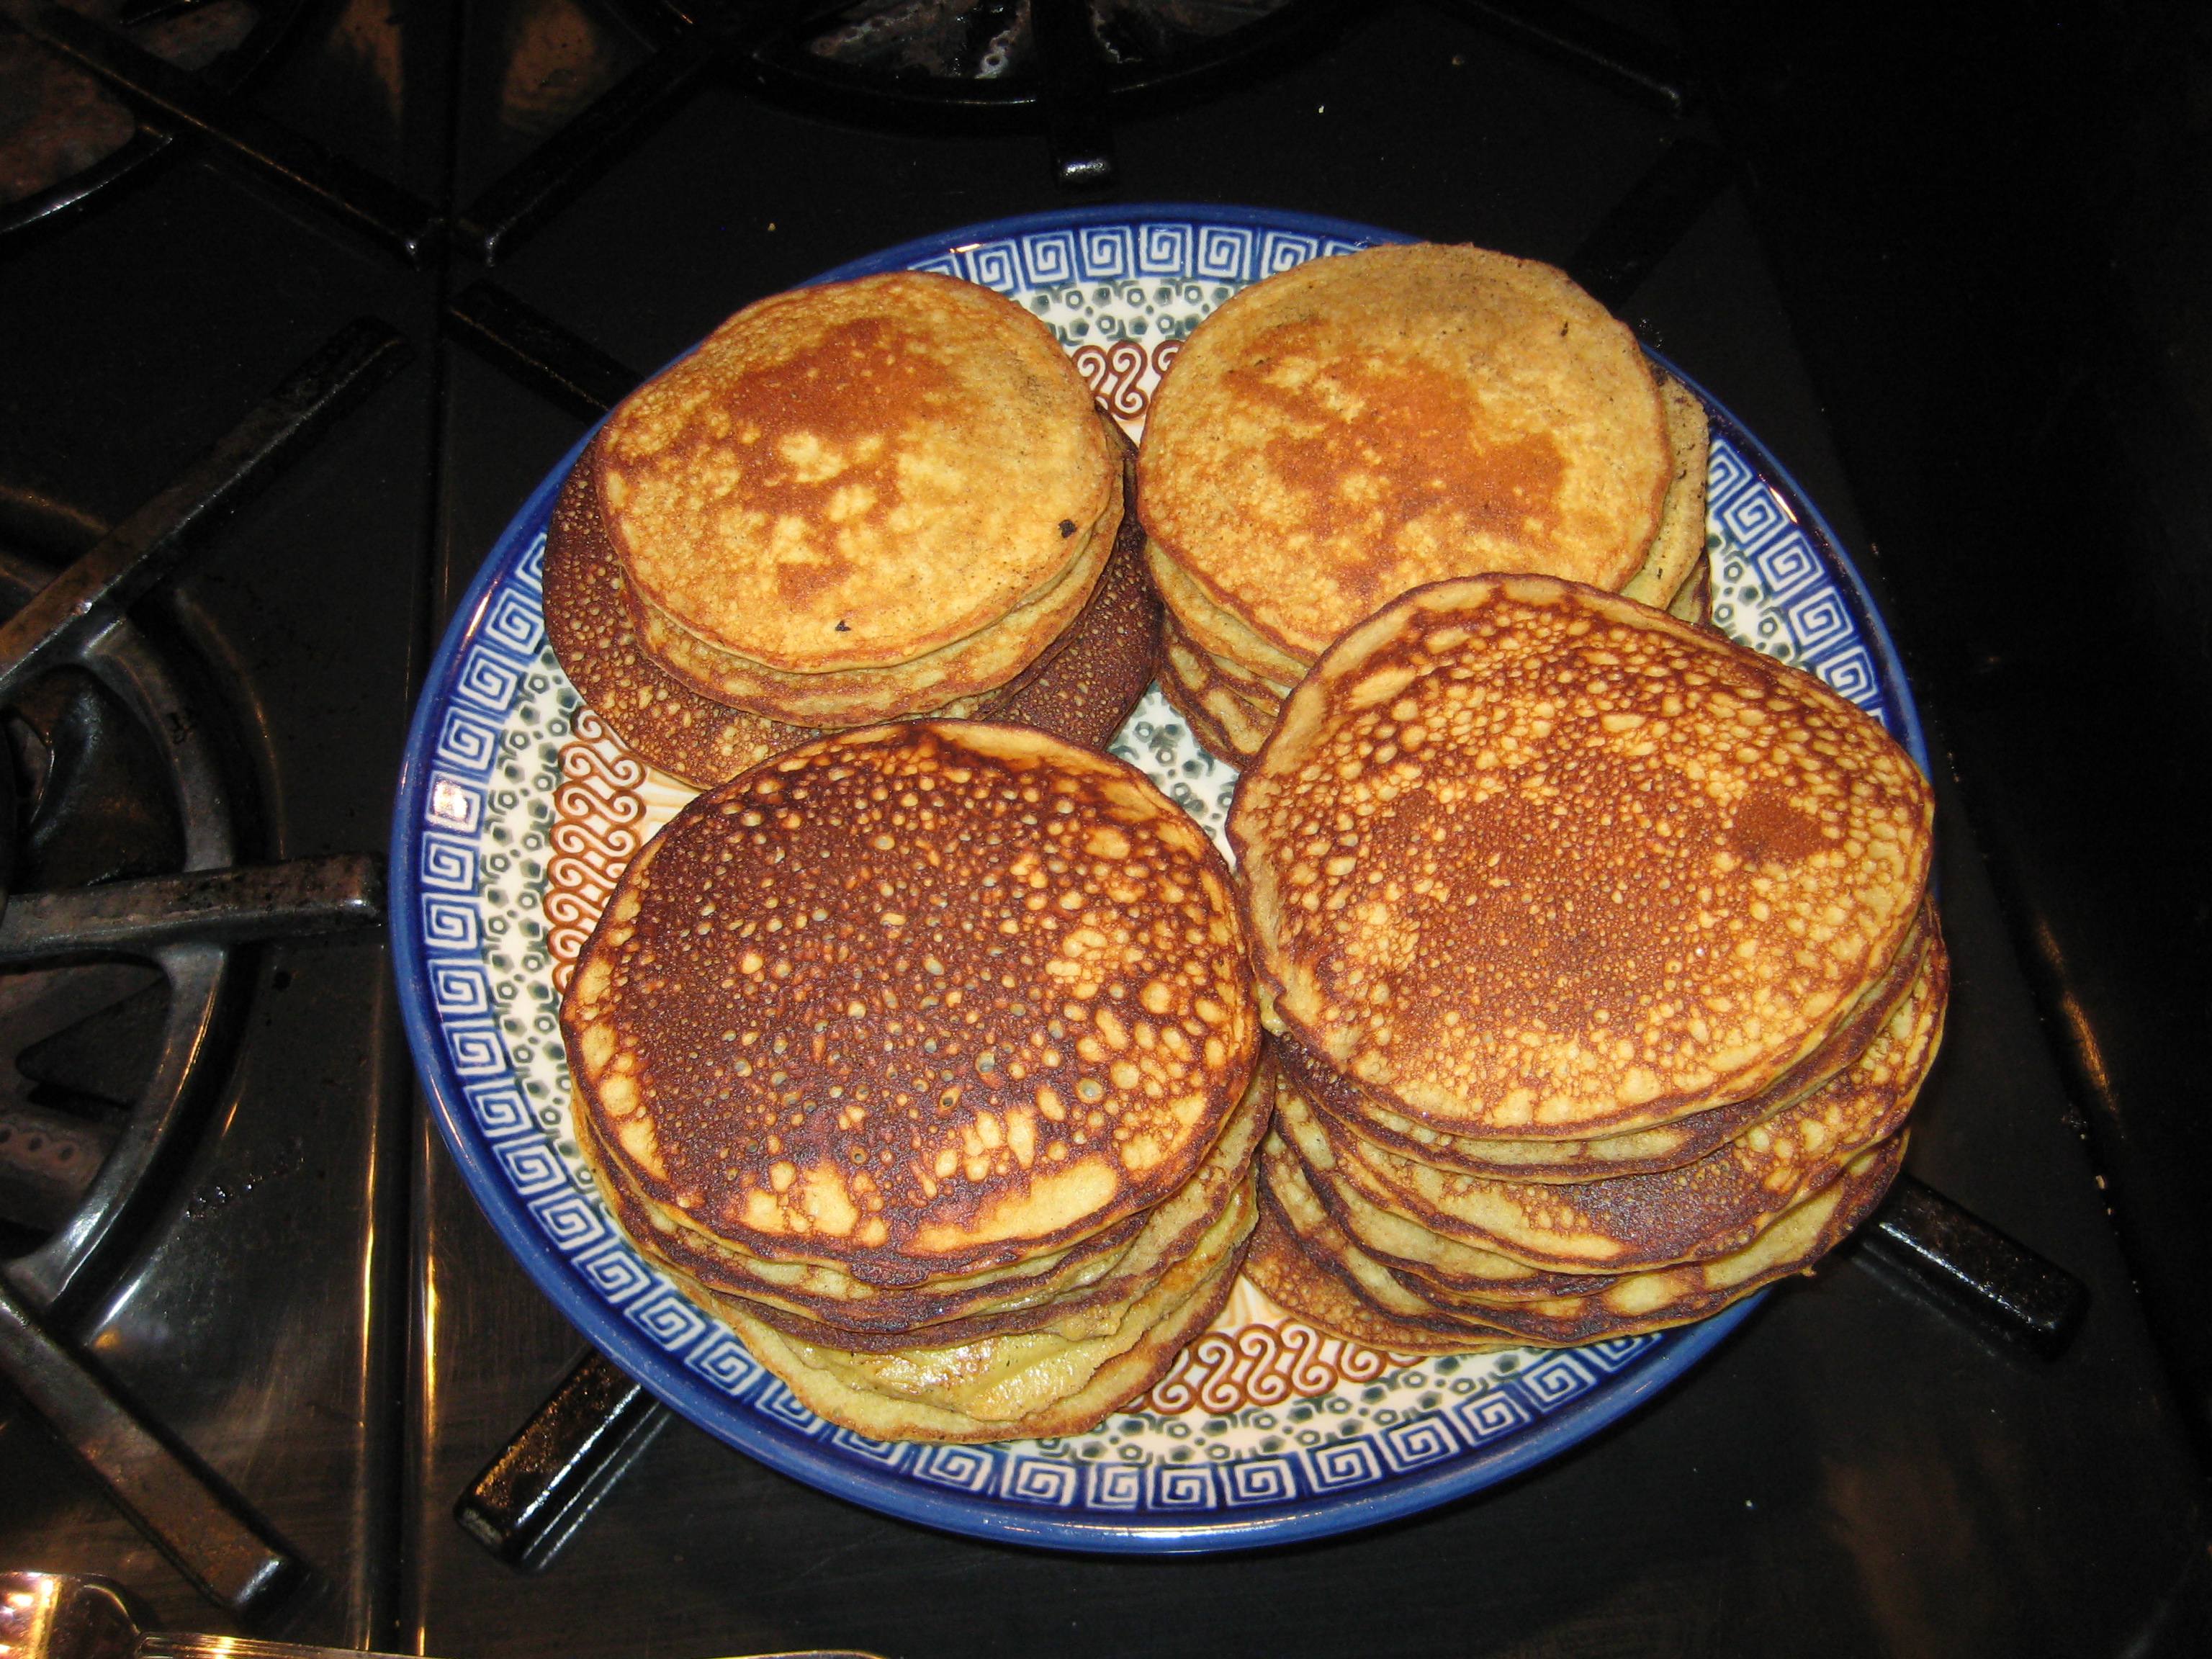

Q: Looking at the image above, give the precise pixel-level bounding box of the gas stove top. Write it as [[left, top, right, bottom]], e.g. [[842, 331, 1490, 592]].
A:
[[1, 1, 2208, 1655]]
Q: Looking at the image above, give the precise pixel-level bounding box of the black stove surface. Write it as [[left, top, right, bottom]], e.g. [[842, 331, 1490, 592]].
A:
[[2, 2, 2209, 1655]]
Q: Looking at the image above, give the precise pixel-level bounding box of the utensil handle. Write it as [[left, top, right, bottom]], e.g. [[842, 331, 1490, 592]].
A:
[[455, 1349, 671, 1572], [0, 1280, 302, 1621], [1857, 1172, 2091, 1358]]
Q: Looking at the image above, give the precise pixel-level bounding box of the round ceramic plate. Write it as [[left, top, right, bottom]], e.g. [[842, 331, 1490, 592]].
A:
[[392, 204, 1928, 1553]]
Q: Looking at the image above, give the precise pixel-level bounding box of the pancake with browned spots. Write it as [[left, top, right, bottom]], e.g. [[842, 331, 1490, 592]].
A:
[[1138, 244, 1672, 666], [722, 1174, 1253, 1442], [687, 1051, 1269, 1352], [1274, 929, 1945, 1272], [1282, 904, 1935, 1182], [563, 721, 1259, 1288], [600, 271, 1115, 678], [1231, 574, 1934, 1138], [585, 1046, 1271, 1340]]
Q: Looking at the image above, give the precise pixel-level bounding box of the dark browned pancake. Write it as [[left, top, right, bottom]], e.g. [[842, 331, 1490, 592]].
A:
[[691, 1051, 1269, 1353], [1275, 927, 1945, 1272], [1231, 573, 1936, 1139], [984, 426, 1162, 750], [1280, 904, 1936, 1182], [563, 721, 1260, 1287]]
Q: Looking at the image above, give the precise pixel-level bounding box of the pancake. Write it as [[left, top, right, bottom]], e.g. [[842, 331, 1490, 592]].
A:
[[1396, 1137, 1907, 1344], [1138, 243, 1672, 664], [1298, 1143, 1621, 1300], [563, 720, 1259, 1287], [601, 270, 1115, 676], [1668, 554, 1712, 626], [547, 426, 1161, 784], [1261, 1128, 1610, 1302], [1276, 927, 1946, 1272], [721, 1178, 1254, 1442], [1156, 616, 1282, 768], [619, 1047, 1272, 1347], [1285, 904, 1935, 1182], [1153, 662, 1251, 777], [1617, 374, 1711, 611], [1258, 1125, 1905, 1349], [634, 464, 1119, 724], [1245, 1192, 1503, 1357], [543, 443, 819, 788], [579, 1094, 1150, 1326], [723, 1079, 1262, 1354], [1230, 573, 1934, 1138], [1160, 605, 1297, 704]]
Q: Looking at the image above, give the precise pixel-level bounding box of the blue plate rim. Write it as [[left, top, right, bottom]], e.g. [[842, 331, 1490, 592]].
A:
[[391, 202, 1916, 1554]]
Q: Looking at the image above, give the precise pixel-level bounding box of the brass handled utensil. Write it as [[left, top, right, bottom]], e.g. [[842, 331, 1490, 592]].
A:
[[0, 1573, 886, 1659]]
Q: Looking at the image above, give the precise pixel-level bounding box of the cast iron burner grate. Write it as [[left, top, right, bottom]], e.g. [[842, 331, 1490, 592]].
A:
[[0, 320, 400, 1626]]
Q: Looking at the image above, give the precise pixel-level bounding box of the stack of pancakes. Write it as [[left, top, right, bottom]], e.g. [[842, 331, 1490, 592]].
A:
[[1138, 243, 1711, 769], [562, 721, 1266, 1441], [544, 271, 1160, 788], [1228, 574, 1944, 1352]]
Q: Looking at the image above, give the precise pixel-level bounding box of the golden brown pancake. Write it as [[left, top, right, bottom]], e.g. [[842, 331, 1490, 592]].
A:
[[563, 721, 1259, 1287], [543, 442, 818, 788], [1160, 604, 1296, 705], [1231, 573, 1935, 1138], [1143, 537, 1312, 688], [1274, 929, 1945, 1272], [1155, 615, 1282, 768], [601, 271, 1115, 676], [1260, 1128, 1609, 1302], [634, 465, 1118, 724], [1245, 1192, 1502, 1357], [1153, 662, 1250, 776], [1138, 243, 1672, 664], [1395, 1138, 1905, 1344], [1289, 1141, 1617, 1301], [1257, 1127, 1905, 1349], [721, 1179, 1254, 1442], [1283, 905, 1935, 1182], [547, 427, 1162, 785]]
